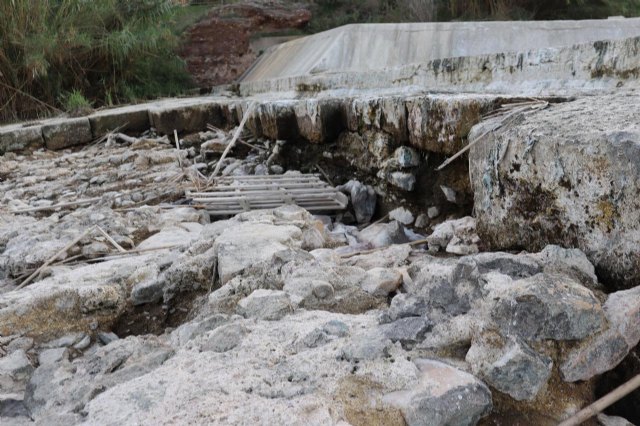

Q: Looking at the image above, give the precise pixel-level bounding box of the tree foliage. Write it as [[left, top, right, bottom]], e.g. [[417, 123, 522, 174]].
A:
[[0, 0, 193, 122], [309, 0, 640, 31]]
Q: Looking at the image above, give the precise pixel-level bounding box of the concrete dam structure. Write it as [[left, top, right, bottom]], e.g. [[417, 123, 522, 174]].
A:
[[240, 18, 640, 95]]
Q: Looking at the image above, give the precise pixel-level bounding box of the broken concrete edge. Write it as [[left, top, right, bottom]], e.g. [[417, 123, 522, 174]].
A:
[[240, 35, 640, 96], [0, 90, 563, 158]]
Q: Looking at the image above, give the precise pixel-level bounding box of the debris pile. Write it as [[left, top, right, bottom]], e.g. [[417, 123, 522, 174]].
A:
[[1, 62, 640, 426]]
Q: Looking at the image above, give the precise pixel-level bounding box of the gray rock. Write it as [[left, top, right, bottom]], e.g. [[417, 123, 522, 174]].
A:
[[269, 165, 284, 174], [466, 332, 553, 401], [388, 171, 416, 191], [389, 207, 414, 225], [418, 314, 477, 352], [361, 267, 403, 296], [215, 222, 302, 285], [41, 333, 86, 349], [603, 285, 640, 349], [427, 206, 440, 219], [6, 337, 34, 353], [597, 413, 635, 426], [73, 335, 91, 350], [560, 285, 640, 382], [0, 396, 30, 419], [534, 245, 599, 288], [0, 123, 44, 154], [25, 336, 174, 418], [427, 216, 477, 254], [560, 330, 629, 383], [426, 220, 455, 252], [38, 348, 67, 366], [489, 273, 606, 341], [446, 235, 479, 256], [440, 185, 457, 203], [170, 314, 231, 347], [299, 328, 332, 348], [414, 213, 429, 228], [130, 278, 162, 304], [322, 320, 349, 337], [382, 294, 429, 323], [470, 251, 542, 278], [97, 332, 119, 345], [295, 319, 350, 350], [338, 180, 377, 224], [359, 221, 409, 248], [469, 94, 640, 290], [384, 359, 492, 426], [0, 350, 33, 393], [394, 146, 421, 168], [237, 289, 292, 321], [378, 317, 432, 348], [405, 256, 474, 316], [340, 333, 392, 361], [202, 323, 248, 353], [281, 259, 383, 314]]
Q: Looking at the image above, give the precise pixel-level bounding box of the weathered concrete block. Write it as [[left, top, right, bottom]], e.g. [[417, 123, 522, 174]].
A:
[[469, 94, 640, 289], [406, 95, 505, 155], [89, 105, 150, 137], [345, 96, 408, 142], [253, 101, 299, 140], [42, 118, 92, 150], [293, 98, 344, 143], [149, 99, 224, 135], [0, 123, 44, 154]]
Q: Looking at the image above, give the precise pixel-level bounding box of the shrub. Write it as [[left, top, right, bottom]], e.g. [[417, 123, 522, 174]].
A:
[[0, 0, 194, 122], [62, 90, 92, 115]]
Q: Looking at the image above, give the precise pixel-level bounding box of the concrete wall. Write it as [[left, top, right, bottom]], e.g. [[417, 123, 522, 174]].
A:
[[238, 19, 640, 96], [242, 18, 640, 82]]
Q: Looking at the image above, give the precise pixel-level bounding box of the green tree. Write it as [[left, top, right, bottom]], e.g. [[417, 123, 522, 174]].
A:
[[0, 0, 193, 122]]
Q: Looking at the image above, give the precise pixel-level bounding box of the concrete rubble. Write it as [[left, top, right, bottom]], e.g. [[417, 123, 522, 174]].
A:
[[1, 18, 640, 426]]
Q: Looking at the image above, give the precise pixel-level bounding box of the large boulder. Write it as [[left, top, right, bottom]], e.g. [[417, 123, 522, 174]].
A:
[[469, 94, 640, 289]]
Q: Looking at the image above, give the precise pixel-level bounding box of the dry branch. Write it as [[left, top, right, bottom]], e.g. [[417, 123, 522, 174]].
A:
[[558, 374, 640, 426], [96, 226, 127, 253], [16, 226, 97, 290], [209, 101, 257, 180], [11, 197, 103, 214], [435, 100, 548, 171]]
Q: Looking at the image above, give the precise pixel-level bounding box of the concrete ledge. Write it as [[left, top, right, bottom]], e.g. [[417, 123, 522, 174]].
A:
[[89, 105, 151, 137], [0, 123, 45, 154], [42, 117, 93, 150], [148, 99, 226, 135]]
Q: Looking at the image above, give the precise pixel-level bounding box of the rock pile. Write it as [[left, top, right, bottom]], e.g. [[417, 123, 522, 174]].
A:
[[1, 93, 640, 426], [1, 189, 637, 424]]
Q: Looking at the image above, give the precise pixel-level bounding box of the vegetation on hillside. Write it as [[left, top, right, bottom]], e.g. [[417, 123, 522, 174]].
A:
[[307, 0, 640, 32], [0, 0, 194, 122]]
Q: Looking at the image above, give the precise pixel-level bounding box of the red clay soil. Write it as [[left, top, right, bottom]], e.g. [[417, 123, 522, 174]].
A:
[[180, 1, 311, 88]]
